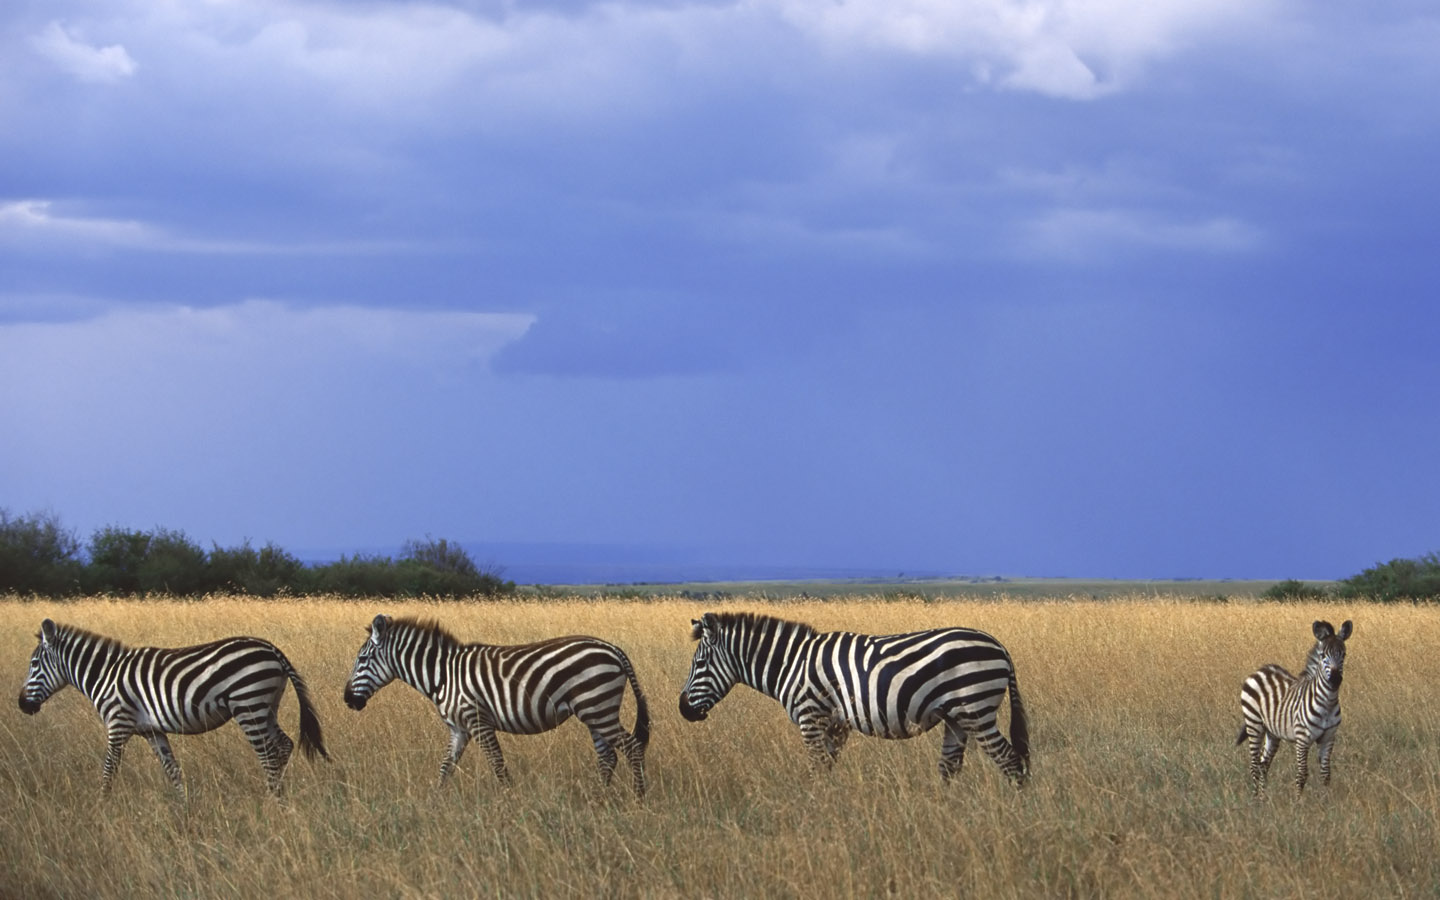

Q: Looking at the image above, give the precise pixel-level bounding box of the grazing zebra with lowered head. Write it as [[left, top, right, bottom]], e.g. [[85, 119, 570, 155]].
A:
[[678, 612, 1030, 784], [343, 615, 651, 797], [1236, 619, 1352, 794], [18, 619, 328, 795]]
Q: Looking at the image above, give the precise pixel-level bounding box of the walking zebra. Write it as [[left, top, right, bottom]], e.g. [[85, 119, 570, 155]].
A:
[[678, 612, 1030, 784], [18, 619, 328, 795], [343, 615, 651, 796], [1236, 619, 1352, 794]]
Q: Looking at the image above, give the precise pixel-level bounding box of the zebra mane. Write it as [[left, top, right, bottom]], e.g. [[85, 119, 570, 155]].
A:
[[43, 622, 128, 655], [384, 616, 463, 650], [709, 611, 819, 639]]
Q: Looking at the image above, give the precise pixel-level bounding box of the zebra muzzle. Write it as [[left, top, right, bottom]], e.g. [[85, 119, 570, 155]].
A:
[[343, 689, 368, 711], [678, 696, 708, 722], [18, 694, 41, 715]]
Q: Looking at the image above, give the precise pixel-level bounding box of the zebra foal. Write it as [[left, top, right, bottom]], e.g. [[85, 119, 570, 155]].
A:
[[343, 615, 651, 796], [18, 619, 328, 795], [1236, 619, 1352, 794], [678, 612, 1030, 784]]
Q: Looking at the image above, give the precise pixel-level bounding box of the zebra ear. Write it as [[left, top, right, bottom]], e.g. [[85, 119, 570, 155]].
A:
[[690, 619, 704, 641], [1338, 620, 1353, 641], [371, 614, 390, 636], [40, 619, 56, 643], [1312, 620, 1334, 640]]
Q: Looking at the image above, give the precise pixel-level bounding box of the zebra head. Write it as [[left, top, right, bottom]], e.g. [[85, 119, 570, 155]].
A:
[[679, 613, 740, 723], [19, 619, 67, 715], [344, 614, 399, 711], [1311, 619, 1352, 689]]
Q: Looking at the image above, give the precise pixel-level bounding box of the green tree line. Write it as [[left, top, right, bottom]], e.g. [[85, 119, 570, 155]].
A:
[[1260, 552, 1440, 603], [0, 509, 515, 598]]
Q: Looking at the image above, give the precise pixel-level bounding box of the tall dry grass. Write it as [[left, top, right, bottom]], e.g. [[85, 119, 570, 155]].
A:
[[2, 595, 1437, 899]]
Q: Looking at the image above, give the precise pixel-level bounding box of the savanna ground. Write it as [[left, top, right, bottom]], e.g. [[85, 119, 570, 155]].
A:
[[2, 593, 1437, 899]]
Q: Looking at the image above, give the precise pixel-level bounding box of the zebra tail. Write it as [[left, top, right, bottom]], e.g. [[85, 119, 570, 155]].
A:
[[1235, 723, 1249, 746], [619, 651, 650, 750], [1008, 667, 1030, 765], [281, 653, 330, 762]]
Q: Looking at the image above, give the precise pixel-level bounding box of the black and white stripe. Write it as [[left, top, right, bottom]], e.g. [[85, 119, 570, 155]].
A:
[[1236, 619, 1352, 793], [678, 612, 1030, 783], [18, 618, 328, 795], [343, 615, 651, 796]]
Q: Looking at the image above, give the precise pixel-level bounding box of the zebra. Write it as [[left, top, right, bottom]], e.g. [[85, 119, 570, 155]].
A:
[[342, 614, 651, 797], [18, 619, 328, 795], [1236, 619, 1352, 794], [678, 611, 1030, 784]]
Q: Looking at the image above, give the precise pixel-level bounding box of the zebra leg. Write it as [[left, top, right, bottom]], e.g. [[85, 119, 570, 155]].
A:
[[143, 732, 185, 794], [438, 722, 471, 787], [588, 730, 619, 787], [939, 722, 968, 782], [1294, 736, 1312, 792], [587, 726, 649, 798], [825, 716, 851, 758], [603, 728, 647, 799], [1246, 730, 1272, 794], [470, 723, 511, 787], [965, 715, 1027, 785], [620, 733, 647, 799], [100, 727, 133, 794], [798, 716, 840, 771], [1318, 736, 1336, 786], [1256, 733, 1279, 782], [236, 708, 293, 794]]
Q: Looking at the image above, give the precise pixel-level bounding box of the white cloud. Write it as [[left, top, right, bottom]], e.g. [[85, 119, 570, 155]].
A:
[[767, 0, 1275, 98], [1018, 207, 1264, 260], [0, 299, 534, 373], [0, 199, 154, 247], [30, 20, 138, 83], [0, 199, 426, 256]]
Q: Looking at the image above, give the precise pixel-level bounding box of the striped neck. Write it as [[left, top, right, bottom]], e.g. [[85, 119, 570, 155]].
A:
[[385, 620, 461, 698], [719, 613, 817, 701], [51, 625, 126, 703]]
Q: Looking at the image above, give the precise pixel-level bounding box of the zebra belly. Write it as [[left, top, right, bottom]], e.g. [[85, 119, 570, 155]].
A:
[[485, 702, 569, 735], [131, 701, 232, 734]]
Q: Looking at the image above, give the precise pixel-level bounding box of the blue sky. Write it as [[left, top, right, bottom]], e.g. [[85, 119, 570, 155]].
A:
[[2, 0, 1437, 581]]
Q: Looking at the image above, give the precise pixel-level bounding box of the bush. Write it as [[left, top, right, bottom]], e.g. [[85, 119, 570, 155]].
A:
[[309, 554, 403, 598], [1, 510, 517, 599], [1337, 553, 1440, 603], [208, 540, 305, 597], [138, 528, 209, 595], [399, 536, 515, 597], [0, 509, 84, 595], [1261, 579, 1330, 602], [83, 526, 152, 595], [83, 526, 210, 596], [308, 541, 516, 599], [402, 536, 480, 577]]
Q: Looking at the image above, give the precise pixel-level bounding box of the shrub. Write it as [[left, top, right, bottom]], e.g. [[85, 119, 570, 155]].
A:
[[399, 536, 515, 597], [309, 554, 403, 598], [402, 536, 480, 577], [1337, 553, 1440, 603], [137, 528, 209, 595], [308, 540, 516, 599], [83, 526, 210, 596], [83, 526, 152, 595], [1261, 579, 1330, 602], [208, 540, 305, 597], [0, 509, 84, 595]]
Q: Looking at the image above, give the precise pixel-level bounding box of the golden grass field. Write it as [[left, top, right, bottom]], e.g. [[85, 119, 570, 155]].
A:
[[2, 594, 1437, 899]]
